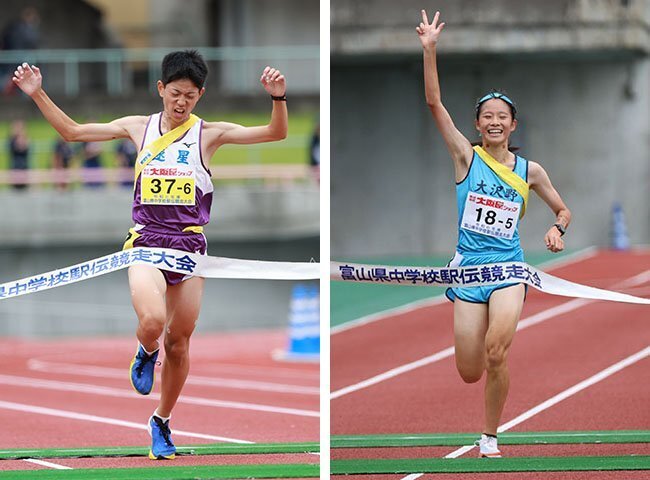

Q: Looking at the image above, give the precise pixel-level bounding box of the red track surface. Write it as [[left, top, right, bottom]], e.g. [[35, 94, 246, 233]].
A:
[[0, 330, 319, 472], [331, 250, 650, 477], [339, 473, 650, 480]]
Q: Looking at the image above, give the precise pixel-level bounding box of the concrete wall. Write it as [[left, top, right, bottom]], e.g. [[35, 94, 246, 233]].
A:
[[331, 0, 650, 257], [217, 0, 320, 93], [149, 0, 210, 47], [0, 0, 114, 92], [0, 0, 110, 49], [332, 0, 650, 55], [0, 184, 319, 247], [331, 55, 650, 257]]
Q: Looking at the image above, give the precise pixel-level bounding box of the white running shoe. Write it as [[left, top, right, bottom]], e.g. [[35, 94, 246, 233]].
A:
[[476, 433, 502, 458]]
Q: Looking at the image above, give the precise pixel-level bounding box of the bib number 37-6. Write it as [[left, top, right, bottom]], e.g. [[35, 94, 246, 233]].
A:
[[141, 175, 195, 205], [461, 192, 520, 240]]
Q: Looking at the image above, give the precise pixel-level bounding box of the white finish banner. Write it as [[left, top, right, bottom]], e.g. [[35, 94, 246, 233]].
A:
[[0, 248, 320, 301], [331, 261, 650, 305]]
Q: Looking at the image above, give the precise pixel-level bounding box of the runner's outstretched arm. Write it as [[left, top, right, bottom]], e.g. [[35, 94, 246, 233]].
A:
[[12, 62, 145, 142], [206, 66, 288, 147], [417, 10, 472, 180]]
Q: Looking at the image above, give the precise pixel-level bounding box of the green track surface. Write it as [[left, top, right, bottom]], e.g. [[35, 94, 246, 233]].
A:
[[331, 456, 650, 474], [0, 442, 319, 460], [0, 463, 318, 479], [331, 431, 650, 448], [331, 251, 571, 327]]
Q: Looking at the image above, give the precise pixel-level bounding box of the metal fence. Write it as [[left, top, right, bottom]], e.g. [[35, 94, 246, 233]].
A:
[[0, 46, 319, 97]]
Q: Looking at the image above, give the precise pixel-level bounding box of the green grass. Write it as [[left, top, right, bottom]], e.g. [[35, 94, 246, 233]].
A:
[[0, 111, 317, 169]]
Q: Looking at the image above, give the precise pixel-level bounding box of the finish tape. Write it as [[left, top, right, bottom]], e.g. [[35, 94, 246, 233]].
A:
[[0, 248, 320, 301], [331, 261, 650, 305]]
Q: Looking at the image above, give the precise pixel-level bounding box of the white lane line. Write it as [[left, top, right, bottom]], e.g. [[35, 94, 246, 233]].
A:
[[22, 458, 72, 470], [0, 400, 254, 444], [202, 364, 319, 380], [399, 346, 650, 479], [331, 247, 597, 335], [331, 347, 454, 400], [0, 375, 319, 418], [330, 296, 448, 335], [331, 299, 588, 399], [445, 345, 650, 458], [26, 360, 319, 395], [331, 268, 649, 400]]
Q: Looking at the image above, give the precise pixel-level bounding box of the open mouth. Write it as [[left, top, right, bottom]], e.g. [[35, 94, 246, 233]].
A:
[[487, 129, 503, 135]]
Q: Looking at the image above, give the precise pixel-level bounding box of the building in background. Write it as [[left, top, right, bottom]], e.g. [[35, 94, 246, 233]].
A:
[[0, 0, 319, 104], [331, 0, 650, 256]]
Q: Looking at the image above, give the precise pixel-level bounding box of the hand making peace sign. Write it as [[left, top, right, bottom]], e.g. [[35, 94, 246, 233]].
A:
[[415, 10, 445, 49]]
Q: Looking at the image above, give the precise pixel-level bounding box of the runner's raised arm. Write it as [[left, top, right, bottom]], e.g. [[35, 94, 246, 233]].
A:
[[417, 10, 473, 181], [12, 62, 146, 143]]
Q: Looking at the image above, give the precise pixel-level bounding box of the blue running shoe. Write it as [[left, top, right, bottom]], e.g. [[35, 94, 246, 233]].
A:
[[148, 415, 176, 459], [129, 344, 158, 395]]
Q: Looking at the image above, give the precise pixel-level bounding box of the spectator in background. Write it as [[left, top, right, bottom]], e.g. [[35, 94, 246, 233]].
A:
[[116, 138, 137, 187], [81, 141, 104, 188], [8, 120, 30, 190], [1, 7, 41, 95], [52, 136, 73, 190], [309, 122, 319, 185]]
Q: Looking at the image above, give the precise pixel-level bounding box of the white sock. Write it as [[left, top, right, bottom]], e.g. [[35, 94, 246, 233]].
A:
[[153, 410, 170, 423], [141, 343, 159, 356]]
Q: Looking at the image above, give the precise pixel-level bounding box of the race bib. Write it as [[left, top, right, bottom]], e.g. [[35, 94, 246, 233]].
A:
[[461, 192, 520, 240], [141, 168, 195, 205]]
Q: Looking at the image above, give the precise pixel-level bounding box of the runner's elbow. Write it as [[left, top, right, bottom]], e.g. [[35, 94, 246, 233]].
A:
[[268, 126, 287, 141], [426, 99, 443, 112], [61, 123, 82, 142]]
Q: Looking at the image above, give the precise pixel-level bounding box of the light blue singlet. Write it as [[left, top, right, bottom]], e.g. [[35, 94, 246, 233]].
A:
[[445, 149, 529, 304]]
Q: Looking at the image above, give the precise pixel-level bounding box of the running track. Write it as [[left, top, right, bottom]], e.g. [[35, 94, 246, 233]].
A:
[[331, 249, 650, 479], [0, 330, 319, 476]]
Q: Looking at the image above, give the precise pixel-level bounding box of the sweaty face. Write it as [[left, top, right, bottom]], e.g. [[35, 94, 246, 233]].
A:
[[158, 79, 204, 124], [475, 99, 516, 144]]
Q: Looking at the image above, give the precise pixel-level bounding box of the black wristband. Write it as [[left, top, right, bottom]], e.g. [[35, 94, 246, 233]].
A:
[[553, 223, 566, 236], [271, 94, 287, 101]]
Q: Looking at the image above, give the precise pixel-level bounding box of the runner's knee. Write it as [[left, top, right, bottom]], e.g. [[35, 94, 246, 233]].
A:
[[164, 335, 190, 360], [485, 343, 508, 371], [138, 311, 165, 339], [456, 360, 483, 383], [459, 369, 483, 383]]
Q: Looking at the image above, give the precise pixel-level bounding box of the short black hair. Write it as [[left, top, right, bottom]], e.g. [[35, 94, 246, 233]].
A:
[[161, 50, 208, 89]]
